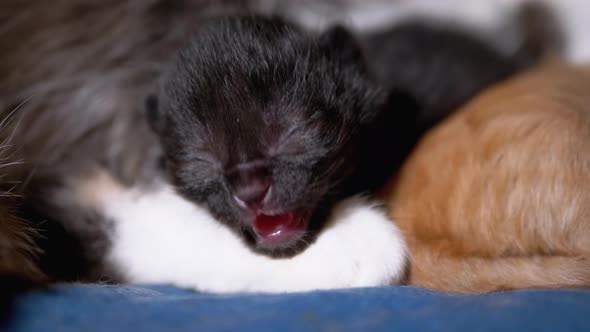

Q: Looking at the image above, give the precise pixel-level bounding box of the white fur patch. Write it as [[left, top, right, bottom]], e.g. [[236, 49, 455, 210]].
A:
[[78, 173, 407, 293]]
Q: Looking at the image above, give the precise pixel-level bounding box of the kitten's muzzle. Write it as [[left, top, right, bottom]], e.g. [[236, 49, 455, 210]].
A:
[[226, 161, 311, 250], [227, 161, 271, 210]]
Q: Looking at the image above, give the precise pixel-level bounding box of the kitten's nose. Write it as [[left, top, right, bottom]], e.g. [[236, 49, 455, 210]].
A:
[[227, 161, 271, 210]]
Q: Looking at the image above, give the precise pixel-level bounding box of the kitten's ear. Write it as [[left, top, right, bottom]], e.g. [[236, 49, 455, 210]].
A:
[[319, 26, 364, 65], [145, 93, 165, 134]]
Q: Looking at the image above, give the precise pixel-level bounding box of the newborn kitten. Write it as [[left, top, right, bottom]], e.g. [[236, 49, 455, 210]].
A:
[[359, 22, 528, 132], [386, 61, 590, 293], [357, 0, 565, 133]]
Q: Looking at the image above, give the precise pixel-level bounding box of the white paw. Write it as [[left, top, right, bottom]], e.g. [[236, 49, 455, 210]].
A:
[[72, 172, 407, 293], [308, 197, 408, 289]]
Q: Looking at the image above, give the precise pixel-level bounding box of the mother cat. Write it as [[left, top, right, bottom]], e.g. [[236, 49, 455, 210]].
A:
[[387, 61, 590, 293]]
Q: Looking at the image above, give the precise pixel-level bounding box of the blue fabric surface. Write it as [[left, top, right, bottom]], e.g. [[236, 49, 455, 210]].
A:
[[3, 285, 589, 332]]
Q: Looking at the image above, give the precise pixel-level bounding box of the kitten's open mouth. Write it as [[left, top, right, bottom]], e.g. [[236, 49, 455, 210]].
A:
[[252, 210, 309, 249]]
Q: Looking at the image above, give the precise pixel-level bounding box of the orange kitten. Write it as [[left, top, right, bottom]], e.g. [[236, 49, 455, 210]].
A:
[[386, 61, 590, 293]]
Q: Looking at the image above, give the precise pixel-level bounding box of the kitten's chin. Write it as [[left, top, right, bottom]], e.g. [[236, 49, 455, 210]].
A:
[[252, 211, 310, 251]]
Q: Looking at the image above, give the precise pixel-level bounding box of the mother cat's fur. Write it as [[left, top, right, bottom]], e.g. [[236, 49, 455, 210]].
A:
[[387, 61, 590, 293]]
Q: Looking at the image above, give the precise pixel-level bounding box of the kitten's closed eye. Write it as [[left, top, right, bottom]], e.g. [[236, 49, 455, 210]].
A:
[[180, 152, 220, 166], [268, 126, 303, 157]]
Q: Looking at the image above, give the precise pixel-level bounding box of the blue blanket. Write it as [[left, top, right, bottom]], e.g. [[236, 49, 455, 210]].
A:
[[4, 285, 589, 332]]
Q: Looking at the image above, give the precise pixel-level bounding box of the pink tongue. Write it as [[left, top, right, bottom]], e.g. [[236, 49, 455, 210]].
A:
[[253, 212, 301, 239]]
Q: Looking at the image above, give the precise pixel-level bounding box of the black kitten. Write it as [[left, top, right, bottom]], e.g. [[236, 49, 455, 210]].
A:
[[359, 22, 527, 133], [147, 16, 395, 256]]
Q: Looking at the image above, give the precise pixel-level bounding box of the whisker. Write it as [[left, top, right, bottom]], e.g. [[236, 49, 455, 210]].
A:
[[0, 94, 35, 129], [0, 161, 24, 168]]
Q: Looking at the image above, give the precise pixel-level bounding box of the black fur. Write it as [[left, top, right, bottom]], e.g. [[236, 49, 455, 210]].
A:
[[149, 16, 392, 256], [359, 22, 526, 133]]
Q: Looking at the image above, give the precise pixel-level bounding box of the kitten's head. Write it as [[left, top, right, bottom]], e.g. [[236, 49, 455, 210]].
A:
[[147, 16, 387, 256]]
